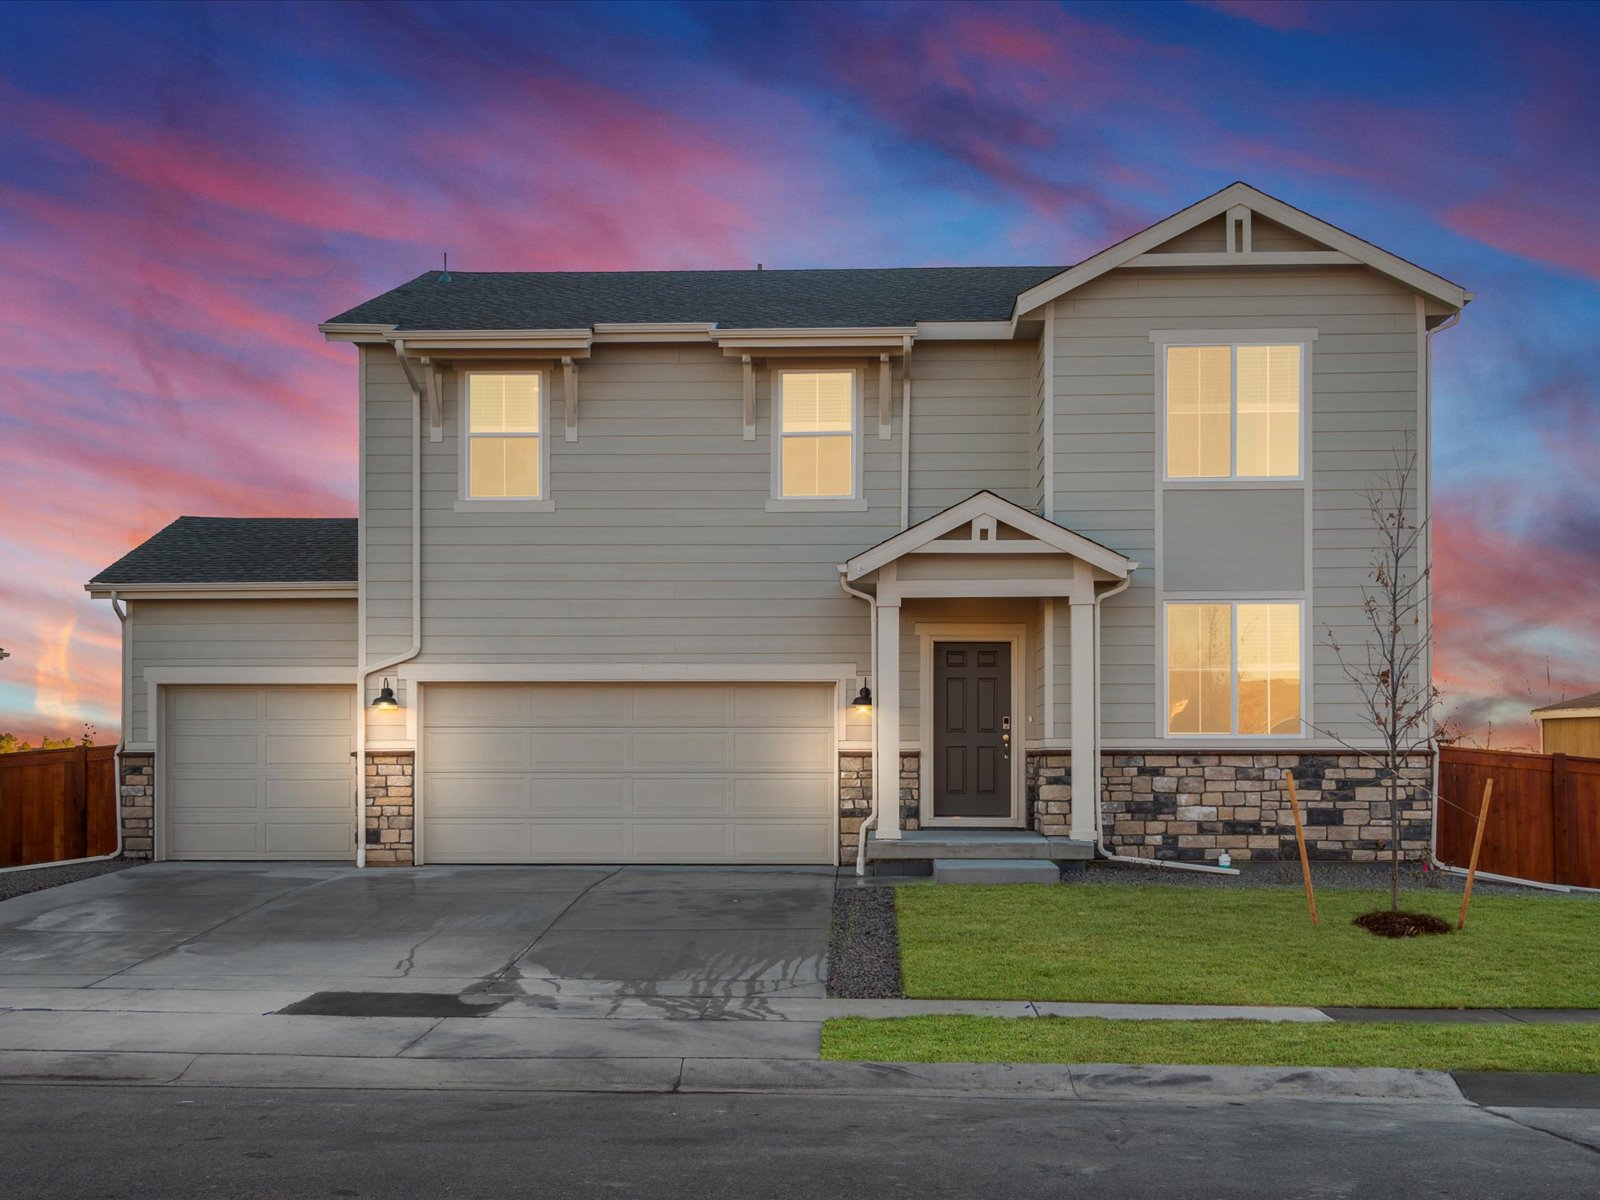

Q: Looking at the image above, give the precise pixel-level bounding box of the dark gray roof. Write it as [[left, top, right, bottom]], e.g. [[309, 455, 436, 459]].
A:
[[1532, 691, 1600, 716], [324, 266, 1067, 331], [90, 517, 357, 586]]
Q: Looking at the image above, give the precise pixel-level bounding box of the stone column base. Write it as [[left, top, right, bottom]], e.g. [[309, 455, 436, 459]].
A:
[[365, 752, 415, 866]]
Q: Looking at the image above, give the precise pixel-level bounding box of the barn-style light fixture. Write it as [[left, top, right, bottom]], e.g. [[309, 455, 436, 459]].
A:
[[850, 684, 873, 714], [371, 678, 400, 711]]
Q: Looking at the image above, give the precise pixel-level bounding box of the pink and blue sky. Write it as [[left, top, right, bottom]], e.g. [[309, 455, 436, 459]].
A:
[[2, 0, 1597, 746]]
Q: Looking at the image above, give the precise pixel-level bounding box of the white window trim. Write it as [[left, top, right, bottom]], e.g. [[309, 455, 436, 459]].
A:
[[1160, 597, 1309, 740], [1153, 330, 1314, 485], [766, 366, 867, 512], [456, 368, 556, 512]]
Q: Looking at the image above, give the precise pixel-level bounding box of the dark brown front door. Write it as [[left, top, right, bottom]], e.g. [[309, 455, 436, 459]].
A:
[[932, 642, 1012, 820]]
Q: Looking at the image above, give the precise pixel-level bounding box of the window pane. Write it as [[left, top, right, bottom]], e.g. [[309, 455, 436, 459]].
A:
[[1237, 603, 1301, 735], [1166, 346, 1231, 477], [469, 374, 540, 434], [781, 372, 853, 433], [1236, 345, 1299, 476], [1167, 603, 1232, 735], [782, 434, 852, 497], [469, 436, 539, 498]]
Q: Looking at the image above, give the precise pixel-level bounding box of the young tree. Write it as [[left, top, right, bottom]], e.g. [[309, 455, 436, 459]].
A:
[[1314, 446, 1438, 912]]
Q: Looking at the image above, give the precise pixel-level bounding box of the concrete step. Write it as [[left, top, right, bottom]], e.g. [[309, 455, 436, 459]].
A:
[[932, 858, 1060, 885]]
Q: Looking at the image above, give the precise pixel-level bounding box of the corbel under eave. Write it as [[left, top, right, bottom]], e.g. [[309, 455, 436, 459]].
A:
[[391, 338, 442, 442], [878, 354, 892, 440], [562, 356, 579, 441], [741, 355, 755, 441]]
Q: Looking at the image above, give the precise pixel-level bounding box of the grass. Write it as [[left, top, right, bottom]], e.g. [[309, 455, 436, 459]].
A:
[[895, 884, 1600, 1008], [822, 1015, 1600, 1073]]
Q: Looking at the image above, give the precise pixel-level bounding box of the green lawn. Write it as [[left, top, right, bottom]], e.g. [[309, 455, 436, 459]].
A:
[[895, 884, 1600, 1007], [822, 1015, 1600, 1074]]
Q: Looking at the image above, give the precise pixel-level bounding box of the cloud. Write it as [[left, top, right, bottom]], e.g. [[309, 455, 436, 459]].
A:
[[1195, 1, 1318, 31]]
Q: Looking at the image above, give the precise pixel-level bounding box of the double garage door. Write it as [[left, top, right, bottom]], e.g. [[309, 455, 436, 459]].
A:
[[421, 683, 836, 864]]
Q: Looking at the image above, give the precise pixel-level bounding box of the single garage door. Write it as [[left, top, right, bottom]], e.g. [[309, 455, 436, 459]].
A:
[[422, 683, 836, 864], [164, 686, 355, 860]]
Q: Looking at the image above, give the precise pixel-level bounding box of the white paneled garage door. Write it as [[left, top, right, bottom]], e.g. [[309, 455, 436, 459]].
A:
[[421, 683, 836, 864], [163, 686, 355, 860]]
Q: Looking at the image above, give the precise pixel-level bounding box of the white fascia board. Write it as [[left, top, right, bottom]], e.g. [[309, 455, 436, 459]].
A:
[[592, 323, 718, 343], [391, 329, 594, 356], [320, 322, 396, 344], [1010, 182, 1468, 324], [845, 491, 1133, 581], [1534, 708, 1600, 721], [85, 581, 358, 600], [714, 328, 917, 356], [406, 663, 859, 684]]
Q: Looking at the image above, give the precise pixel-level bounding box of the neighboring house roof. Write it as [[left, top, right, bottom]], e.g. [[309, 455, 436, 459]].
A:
[[88, 517, 358, 587], [1532, 692, 1600, 718], [323, 265, 1066, 331]]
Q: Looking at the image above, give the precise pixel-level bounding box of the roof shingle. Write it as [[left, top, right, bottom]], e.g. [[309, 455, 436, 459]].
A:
[[89, 517, 357, 586], [323, 266, 1066, 331]]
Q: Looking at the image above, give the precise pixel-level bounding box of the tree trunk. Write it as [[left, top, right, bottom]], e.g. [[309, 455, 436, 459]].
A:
[[1388, 767, 1400, 911]]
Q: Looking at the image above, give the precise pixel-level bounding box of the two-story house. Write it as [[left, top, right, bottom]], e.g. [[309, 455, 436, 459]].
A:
[[88, 183, 1466, 871]]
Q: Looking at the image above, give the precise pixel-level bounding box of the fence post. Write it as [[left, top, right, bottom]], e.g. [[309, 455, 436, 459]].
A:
[[1550, 753, 1572, 886]]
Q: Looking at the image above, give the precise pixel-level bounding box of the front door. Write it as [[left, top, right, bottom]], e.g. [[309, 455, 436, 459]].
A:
[[932, 642, 1012, 820]]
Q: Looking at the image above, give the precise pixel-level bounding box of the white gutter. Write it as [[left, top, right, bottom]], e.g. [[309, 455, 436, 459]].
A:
[[353, 341, 425, 868], [1090, 572, 1239, 876], [1, 592, 129, 874], [839, 570, 878, 876]]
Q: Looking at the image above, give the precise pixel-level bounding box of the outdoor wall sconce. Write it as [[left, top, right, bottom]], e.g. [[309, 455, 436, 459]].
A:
[[371, 678, 401, 711], [850, 684, 872, 715]]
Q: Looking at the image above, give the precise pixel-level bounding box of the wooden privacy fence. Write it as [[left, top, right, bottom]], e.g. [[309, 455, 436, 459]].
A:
[[1438, 746, 1600, 889], [0, 745, 118, 867]]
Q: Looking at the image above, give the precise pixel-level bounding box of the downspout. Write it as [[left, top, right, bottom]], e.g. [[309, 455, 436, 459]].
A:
[[898, 337, 913, 531], [839, 570, 877, 876], [353, 340, 425, 868], [0, 591, 129, 874], [1090, 572, 1239, 876]]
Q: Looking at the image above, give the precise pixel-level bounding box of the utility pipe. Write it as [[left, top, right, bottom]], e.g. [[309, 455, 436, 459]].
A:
[[839, 570, 878, 876], [353, 341, 425, 868], [1, 592, 130, 874], [1089, 572, 1239, 876]]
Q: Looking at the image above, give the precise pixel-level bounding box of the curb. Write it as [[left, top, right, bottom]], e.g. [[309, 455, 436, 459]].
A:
[[0, 1050, 1468, 1103]]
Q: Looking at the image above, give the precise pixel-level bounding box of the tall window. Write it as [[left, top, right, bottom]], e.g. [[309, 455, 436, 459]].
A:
[[776, 370, 856, 499], [1167, 601, 1302, 736], [1165, 344, 1302, 479], [466, 372, 542, 499]]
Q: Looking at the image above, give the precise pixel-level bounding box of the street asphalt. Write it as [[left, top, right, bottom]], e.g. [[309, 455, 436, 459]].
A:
[[1, 1084, 1595, 1199]]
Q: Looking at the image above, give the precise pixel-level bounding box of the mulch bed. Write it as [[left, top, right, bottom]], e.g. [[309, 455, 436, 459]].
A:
[[828, 884, 905, 998], [1353, 910, 1453, 938]]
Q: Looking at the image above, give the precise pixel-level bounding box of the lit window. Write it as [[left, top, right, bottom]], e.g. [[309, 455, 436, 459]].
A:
[[777, 371, 855, 498], [1165, 344, 1301, 479], [466, 373, 541, 499], [1167, 602, 1302, 736]]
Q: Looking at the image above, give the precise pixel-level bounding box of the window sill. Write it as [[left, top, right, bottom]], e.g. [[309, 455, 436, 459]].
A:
[[453, 499, 557, 513], [765, 498, 868, 513], [1162, 478, 1305, 488]]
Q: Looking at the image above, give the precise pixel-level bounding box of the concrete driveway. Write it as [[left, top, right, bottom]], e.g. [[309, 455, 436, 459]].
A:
[[0, 862, 833, 996], [0, 863, 835, 1068]]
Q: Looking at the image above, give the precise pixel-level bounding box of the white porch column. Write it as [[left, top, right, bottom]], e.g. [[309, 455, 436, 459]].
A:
[[874, 598, 902, 839], [1068, 594, 1097, 842]]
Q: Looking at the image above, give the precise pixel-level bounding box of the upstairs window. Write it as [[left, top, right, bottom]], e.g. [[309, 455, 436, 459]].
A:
[[775, 369, 858, 500], [1165, 343, 1302, 479], [465, 372, 543, 500], [1166, 601, 1303, 737]]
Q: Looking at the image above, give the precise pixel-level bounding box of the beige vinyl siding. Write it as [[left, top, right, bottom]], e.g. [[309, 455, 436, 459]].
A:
[[128, 599, 357, 744], [1250, 216, 1327, 252], [1149, 214, 1227, 253], [361, 345, 419, 667], [1051, 267, 1420, 745], [907, 341, 1037, 522]]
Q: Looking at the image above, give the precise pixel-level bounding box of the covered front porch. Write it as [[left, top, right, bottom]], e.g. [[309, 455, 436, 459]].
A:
[[838, 492, 1138, 870]]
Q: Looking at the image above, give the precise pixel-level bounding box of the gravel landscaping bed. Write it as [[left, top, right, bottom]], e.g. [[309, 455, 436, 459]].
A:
[[828, 884, 904, 998], [1075, 859, 1591, 899], [0, 858, 136, 903]]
